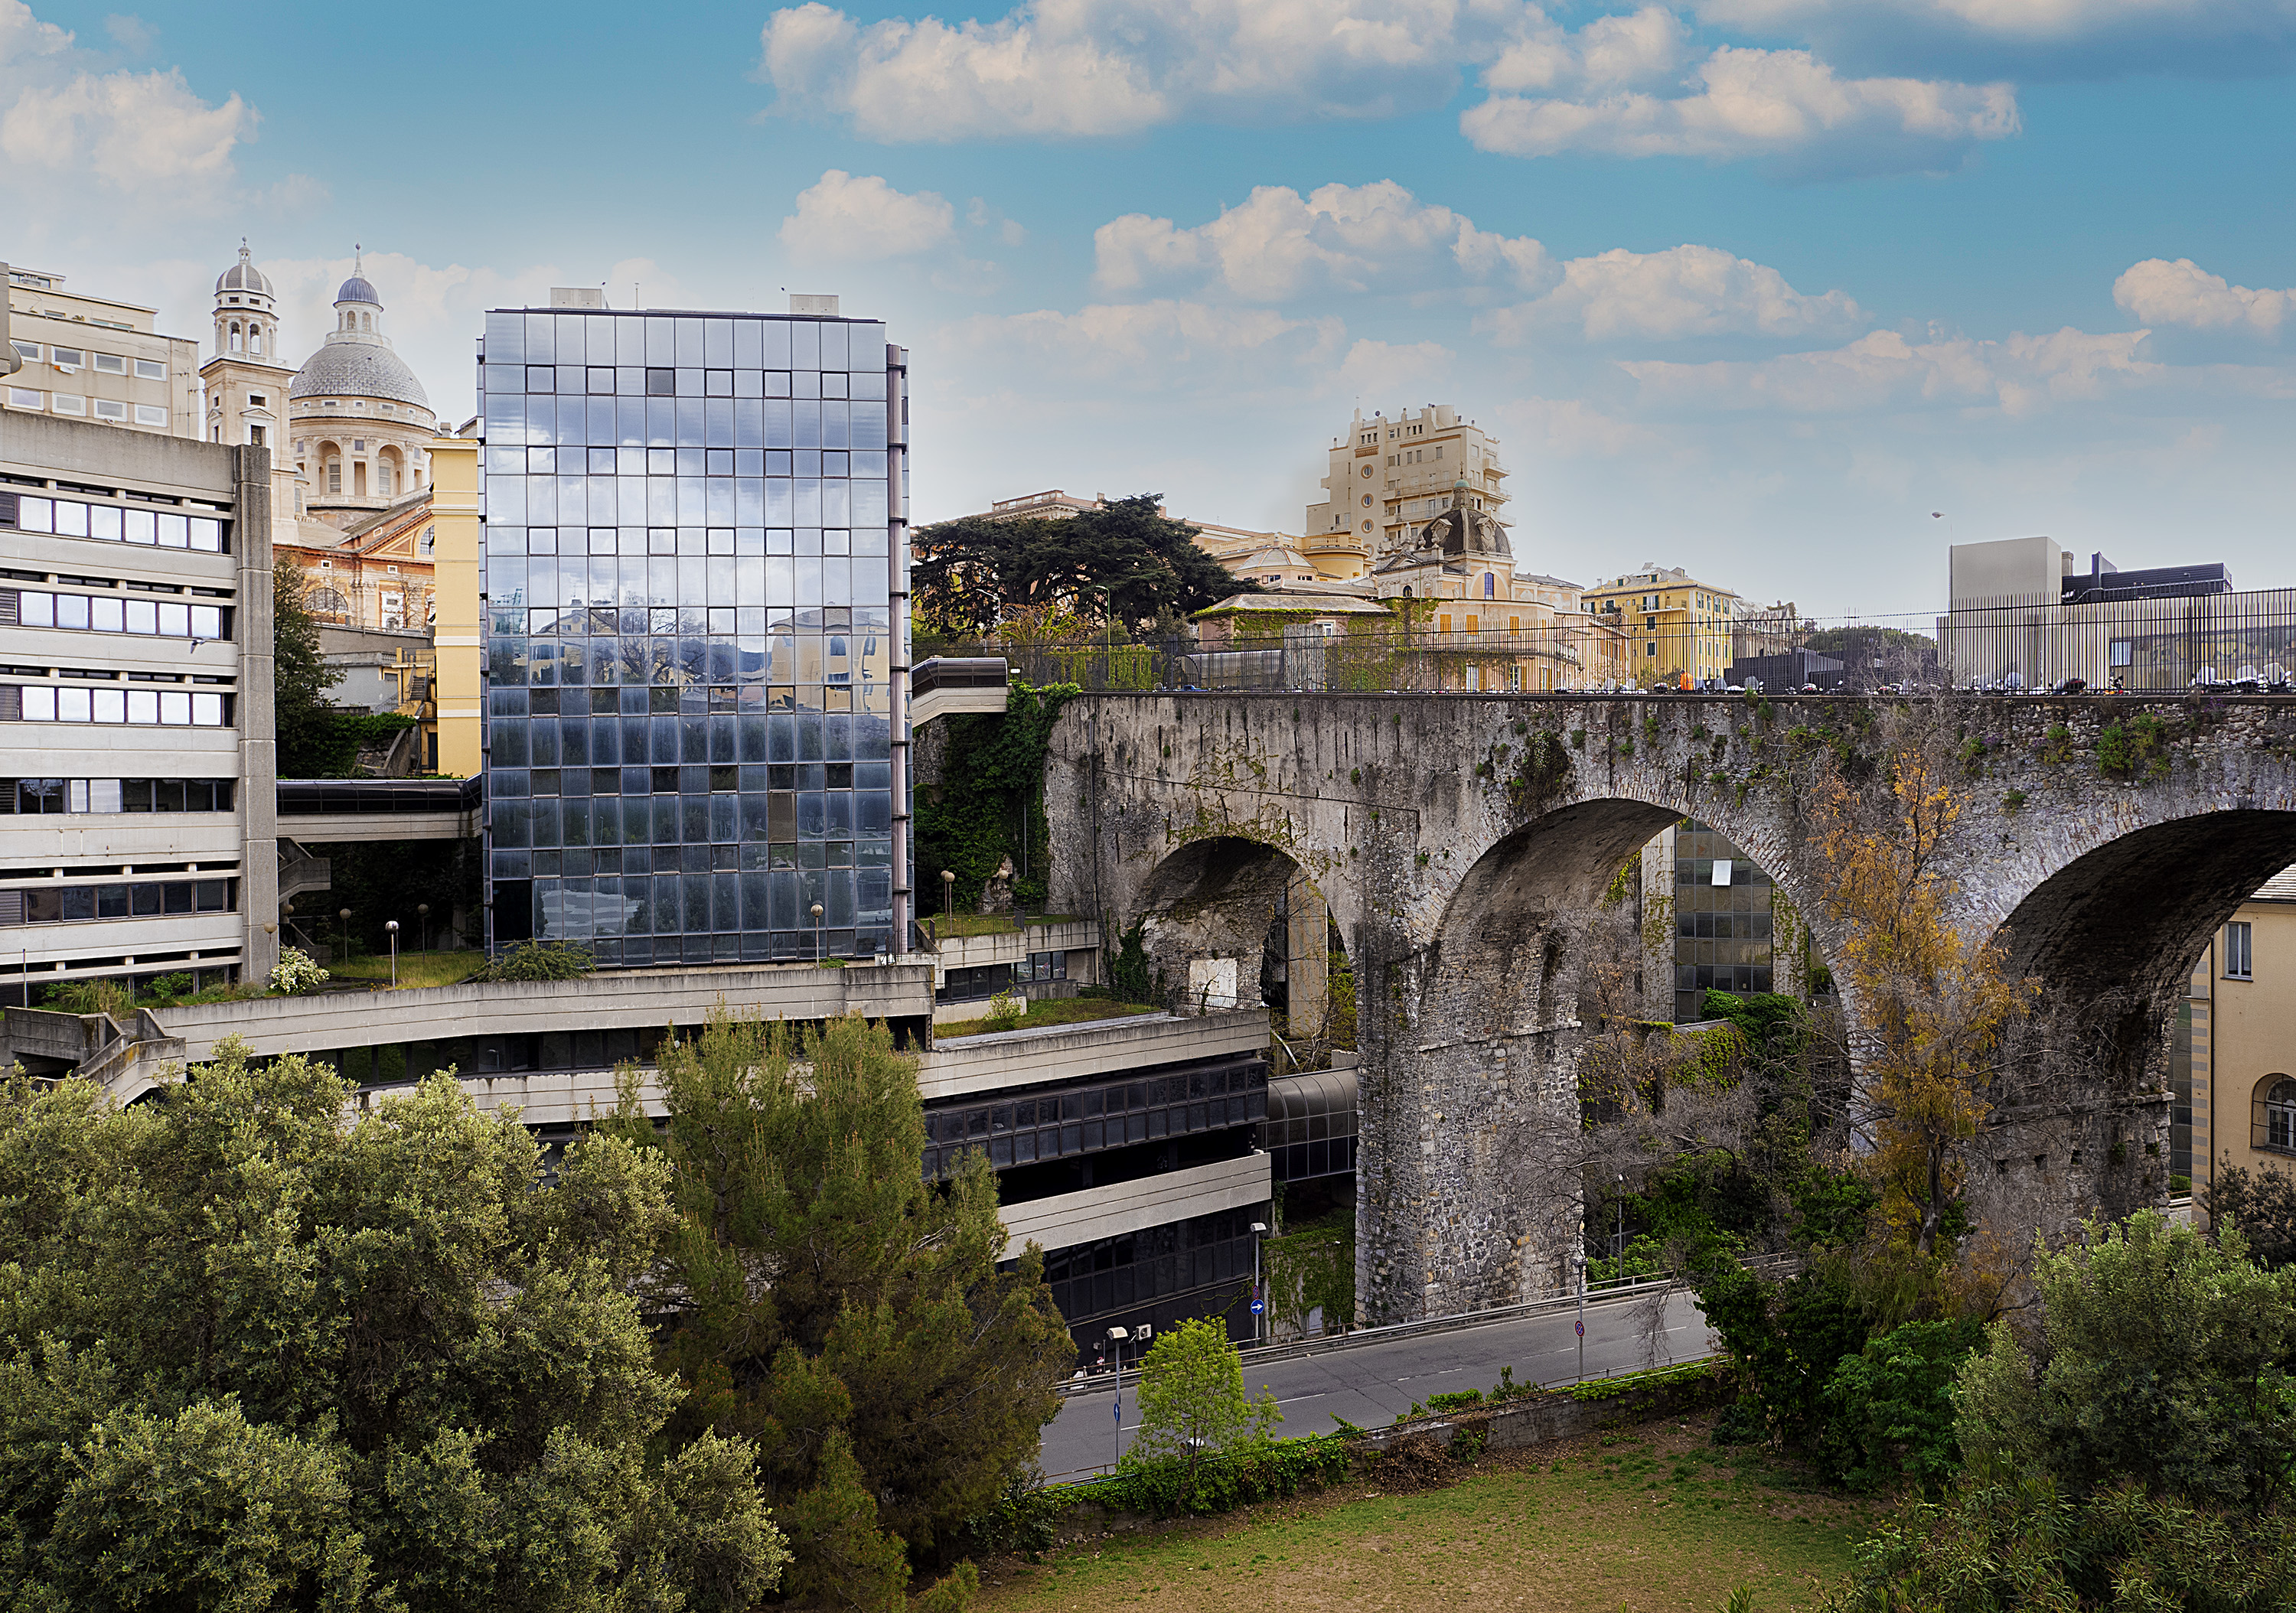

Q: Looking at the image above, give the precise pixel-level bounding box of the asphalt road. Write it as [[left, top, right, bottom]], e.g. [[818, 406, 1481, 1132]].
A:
[[1040, 1286, 1715, 1479]]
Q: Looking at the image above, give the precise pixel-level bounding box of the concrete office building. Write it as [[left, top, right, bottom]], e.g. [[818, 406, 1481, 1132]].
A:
[[5, 264, 201, 438], [478, 292, 911, 964], [1939, 534, 2296, 691], [0, 410, 280, 998], [1640, 820, 1798, 1022]]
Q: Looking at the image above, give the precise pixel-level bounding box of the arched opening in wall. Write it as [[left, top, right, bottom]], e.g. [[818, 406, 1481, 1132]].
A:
[[1130, 833, 1356, 1341], [2255, 1075, 2296, 1155], [1994, 809, 2296, 1201], [1134, 836, 1343, 1023], [1998, 812, 2296, 1012], [249, 323, 264, 356], [1660, 817, 1822, 1024], [1417, 797, 1850, 1312], [308, 586, 351, 624], [228, 321, 242, 353]]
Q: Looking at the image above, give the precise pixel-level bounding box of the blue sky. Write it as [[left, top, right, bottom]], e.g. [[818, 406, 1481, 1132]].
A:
[[6, 0, 2293, 618]]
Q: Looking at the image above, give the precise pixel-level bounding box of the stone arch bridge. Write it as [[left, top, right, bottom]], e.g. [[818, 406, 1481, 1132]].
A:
[[1042, 692, 2296, 1326]]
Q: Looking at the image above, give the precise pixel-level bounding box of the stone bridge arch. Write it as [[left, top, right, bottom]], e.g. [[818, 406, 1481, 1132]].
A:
[[1139, 835, 1341, 1023], [1045, 689, 2296, 1325]]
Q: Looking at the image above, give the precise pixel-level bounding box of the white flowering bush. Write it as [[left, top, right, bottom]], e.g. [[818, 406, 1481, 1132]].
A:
[[269, 947, 330, 995]]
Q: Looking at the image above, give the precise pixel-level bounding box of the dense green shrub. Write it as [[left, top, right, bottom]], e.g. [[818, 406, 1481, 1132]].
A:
[[1817, 1318, 1984, 1493], [464, 940, 595, 982], [1958, 1211, 2296, 1511], [1698, 1264, 1872, 1443], [1081, 1434, 1354, 1518], [2206, 1158, 2296, 1270]]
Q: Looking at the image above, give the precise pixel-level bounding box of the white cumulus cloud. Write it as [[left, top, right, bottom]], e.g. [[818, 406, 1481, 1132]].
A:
[[1484, 243, 1866, 341], [1094, 181, 1554, 301], [0, 0, 306, 211], [758, 0, 1534, 141], [1619, 325, 2160, 415], [757, 0, 2025, 171], [1699, 0, 2293, 37], [1463, 43, 2019, 170], [2114, 258, 2291, 339], [779, 168, 957, 262]]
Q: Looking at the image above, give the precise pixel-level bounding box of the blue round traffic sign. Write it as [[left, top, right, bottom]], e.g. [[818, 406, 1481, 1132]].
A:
[[1251, 1300, 1265, 1315], [1574, 1321, 1585, 1337]]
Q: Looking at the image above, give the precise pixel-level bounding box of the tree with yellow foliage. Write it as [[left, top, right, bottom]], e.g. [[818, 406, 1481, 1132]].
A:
[[1818, 725, 2035, 1258]]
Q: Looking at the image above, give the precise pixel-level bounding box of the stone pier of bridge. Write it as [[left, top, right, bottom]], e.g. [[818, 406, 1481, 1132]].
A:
[[1045, 692, 2296, 1325]]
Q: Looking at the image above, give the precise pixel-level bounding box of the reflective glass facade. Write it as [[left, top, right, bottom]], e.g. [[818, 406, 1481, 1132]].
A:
[[476, 308, 908, 965], [1671, 819, 1775, 1020]]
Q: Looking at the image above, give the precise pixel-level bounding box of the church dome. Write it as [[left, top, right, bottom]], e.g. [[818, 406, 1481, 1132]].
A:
[[216, 243, 274, 298], [289, 342, 430, 409], [289, 262, 430, 410]]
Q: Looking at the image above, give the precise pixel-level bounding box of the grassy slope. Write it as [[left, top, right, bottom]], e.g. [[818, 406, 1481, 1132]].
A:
[[980, 1417, 1875, 1613], [937, 999, 1162, 1038], [927, 913, 1084, 939], [324, 950, 484, 989]]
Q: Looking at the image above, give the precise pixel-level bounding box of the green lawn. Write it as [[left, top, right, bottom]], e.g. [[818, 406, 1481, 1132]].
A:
[[925, 913, 1084, 940], [980, 1418, 1877, 1613], [937, 998, 1162, 1039], [325, 950, 485, 989]]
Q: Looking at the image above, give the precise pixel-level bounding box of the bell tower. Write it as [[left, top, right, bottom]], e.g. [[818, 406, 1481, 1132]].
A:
[[201, 240, 294, 450]]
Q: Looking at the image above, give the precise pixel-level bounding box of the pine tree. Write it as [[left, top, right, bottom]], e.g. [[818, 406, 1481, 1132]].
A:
[[615, 1012, 1073, 1589], [272, 556, 343, 777]]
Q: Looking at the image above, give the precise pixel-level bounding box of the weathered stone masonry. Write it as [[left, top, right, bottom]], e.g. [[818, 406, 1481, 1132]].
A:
[[1045, 692, 2296, 1325]]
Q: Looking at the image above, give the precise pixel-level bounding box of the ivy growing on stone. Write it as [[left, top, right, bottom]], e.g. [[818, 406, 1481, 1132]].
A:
[[915, 681, 1078, 914]]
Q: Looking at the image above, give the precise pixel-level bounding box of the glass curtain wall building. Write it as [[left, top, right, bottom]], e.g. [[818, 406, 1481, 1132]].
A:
[[477, 305, 910, 965], [1671, 819, 1776, 1020]]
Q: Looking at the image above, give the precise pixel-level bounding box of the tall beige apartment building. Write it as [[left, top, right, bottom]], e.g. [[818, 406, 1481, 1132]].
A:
[[1304, 406, 1508, 572], [4, 266, 201, 438]]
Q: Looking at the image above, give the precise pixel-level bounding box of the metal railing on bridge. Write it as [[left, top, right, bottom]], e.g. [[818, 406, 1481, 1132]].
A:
[[1938, 588, 2296, 693], [921, 625, 1634, 696]]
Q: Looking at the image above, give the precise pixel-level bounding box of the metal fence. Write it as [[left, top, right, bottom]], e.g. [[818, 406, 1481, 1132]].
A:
[[921, 624, 1636, 696], [925, 589, 2296, 699], [1938, 589, 2296, 692]]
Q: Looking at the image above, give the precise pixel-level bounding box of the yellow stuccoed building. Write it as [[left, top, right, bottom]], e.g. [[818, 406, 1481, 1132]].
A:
[[1580, 562, 1744, 686], [2183, 867, 2296, 1206]]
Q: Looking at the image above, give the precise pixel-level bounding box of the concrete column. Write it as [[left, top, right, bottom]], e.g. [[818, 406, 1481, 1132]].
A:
[[235, 445, 281, 985], [1285, 866, 1329, 1038]]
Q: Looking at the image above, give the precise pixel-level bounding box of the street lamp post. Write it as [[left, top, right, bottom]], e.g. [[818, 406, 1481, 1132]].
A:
[[1106, 1325, 1130, 1470], [1615, 1173, 1626, 1264], [940, 868, 955, 921], [416, 902, 430, 953], [1249, 1220, 1269, 1345], [811, 902, 825, 964], [1574, 1243, 1587, 1383], [384, 921, 400, 989], [338, 908, 353, 965]]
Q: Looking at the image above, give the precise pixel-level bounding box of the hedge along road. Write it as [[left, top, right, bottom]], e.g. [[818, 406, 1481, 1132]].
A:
[[1041, 1286, 1714, 1479]]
